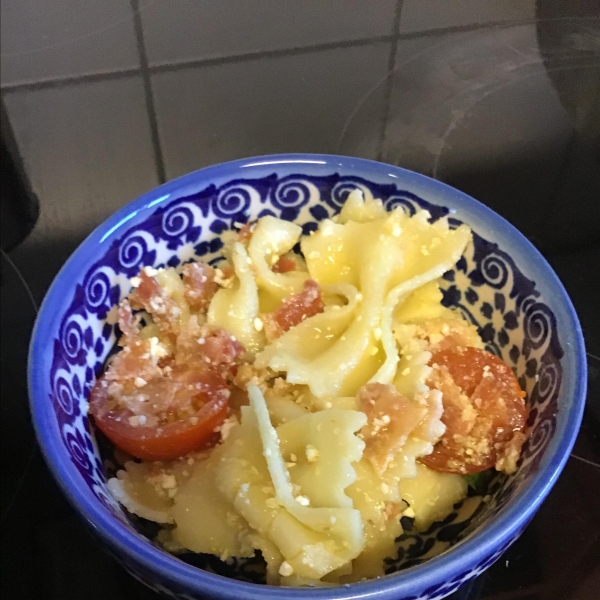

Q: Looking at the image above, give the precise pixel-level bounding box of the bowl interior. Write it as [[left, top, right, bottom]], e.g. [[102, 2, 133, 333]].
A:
[[30, 157, 581, 590]]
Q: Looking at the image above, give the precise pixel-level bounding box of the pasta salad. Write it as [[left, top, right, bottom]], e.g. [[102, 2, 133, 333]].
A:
[[89, 191, 528, 586]]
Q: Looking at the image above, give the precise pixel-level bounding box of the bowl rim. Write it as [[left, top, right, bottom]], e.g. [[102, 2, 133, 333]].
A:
[[28, 153, 587, 600]]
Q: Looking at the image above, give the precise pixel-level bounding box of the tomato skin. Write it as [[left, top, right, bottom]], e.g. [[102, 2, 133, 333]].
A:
[[421, 347, 528, 475], [89, 373, 229, 461]]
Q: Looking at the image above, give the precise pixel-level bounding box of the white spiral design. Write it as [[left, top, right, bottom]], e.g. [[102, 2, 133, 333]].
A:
[[62, 424, 92, 473], [61, 314, 88, 359], [481, 253, 511, 289], [525, 412, 554, 456], [386, 194, 418, 216], [537, 360, 560, 402], [273, 179, 320, 209], [118, 230, 155, 269], [330, 181, 373, 208], [214, 184, 259, 217], [85, 266, 114, 308], [523, 302, 553, 352], [53, 370, 75, 415], [162, 201, 204, 236]]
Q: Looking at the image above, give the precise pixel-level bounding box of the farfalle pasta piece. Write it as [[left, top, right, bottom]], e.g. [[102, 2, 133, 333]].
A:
[[247, 216, 308, 311], [399, 463, 467, 531], [277, 407, 366, 510], [172, 447, 254, 558], [334, 189, 387, 224], [246, 385, 366, 580], [345, 458, 404, 581], [258, 203, 471, 399], [208, 242, 265, 353], [107, 461, 174, 524]]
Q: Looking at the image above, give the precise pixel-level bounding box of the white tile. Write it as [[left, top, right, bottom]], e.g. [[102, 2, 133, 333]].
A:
[[0, 0, 139, 86], [399, 0, 536, 34], [140, 0, 397, 65], [152, 43, 391, 179], [3, 78, 159, 243]]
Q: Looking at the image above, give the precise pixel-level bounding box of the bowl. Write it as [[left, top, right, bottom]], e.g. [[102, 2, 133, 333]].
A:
[[28, 154, 586, 600]]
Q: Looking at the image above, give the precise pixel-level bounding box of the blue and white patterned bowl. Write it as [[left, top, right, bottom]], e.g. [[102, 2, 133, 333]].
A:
[[28, 155, 586, 600]]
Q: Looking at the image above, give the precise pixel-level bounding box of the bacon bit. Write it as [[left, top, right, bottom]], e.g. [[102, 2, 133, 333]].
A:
[[358, 383, 428, 474], [272, 256, 297, 273], [117, 299, 139, 344], [384, 501, 402, 520], [220, 265, 235, 280], [176, 315, 244, 370], [182, 262, 218, 311], [203, 329, 244, 366], [421, 347, 528, 475], [104, 338, 164, 393], [130, 270, 181, 335], [236, 222, 255, 245], [263, 280, 325, 342]]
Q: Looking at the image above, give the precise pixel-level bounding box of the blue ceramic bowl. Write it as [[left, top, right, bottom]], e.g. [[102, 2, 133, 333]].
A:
[[29, 155, 586, 600]]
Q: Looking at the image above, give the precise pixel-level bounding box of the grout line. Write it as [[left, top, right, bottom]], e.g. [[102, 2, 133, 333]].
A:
[[376, 0, 403, 161], [2, 16, 597, 95], [130, 0, 166, 184], [0, 67, 141, 93], [148, 34, 395, 74]]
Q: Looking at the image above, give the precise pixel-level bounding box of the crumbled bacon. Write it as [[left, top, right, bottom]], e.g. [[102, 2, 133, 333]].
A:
[[220, 265, 235, 280], [175, 315, 244, 370], [182, 262, 218, 311], [272, 256, 297, 273], [130, 270, 181, 335], [263, 280, 324, 341], [358, 383, 428, 474], [104, 338, 163, 388]]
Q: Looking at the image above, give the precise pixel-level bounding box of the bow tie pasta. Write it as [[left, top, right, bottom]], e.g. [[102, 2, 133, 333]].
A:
[[95, 189, 529, 587]]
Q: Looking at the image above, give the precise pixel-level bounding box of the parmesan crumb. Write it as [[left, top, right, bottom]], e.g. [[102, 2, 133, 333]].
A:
[[149, 337, 168, 359], [134, 377, 147, 388], [253, 317, 264, 332], [402, 506, 416, 518], [220, 415, 239, 441], [143, 266, 159, 277], [305, 445, 319, 462], [279, 561, 294, 577], [129, 276, 142, 288], [296, 495, 310, 506]]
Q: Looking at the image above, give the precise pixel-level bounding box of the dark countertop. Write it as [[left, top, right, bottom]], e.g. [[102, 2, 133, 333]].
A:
[[1, 2, 599, 599]]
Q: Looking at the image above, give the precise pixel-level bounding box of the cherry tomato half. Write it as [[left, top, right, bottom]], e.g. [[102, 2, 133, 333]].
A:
[[89, 369, 229, 461], [420, 347, 528, 474]]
